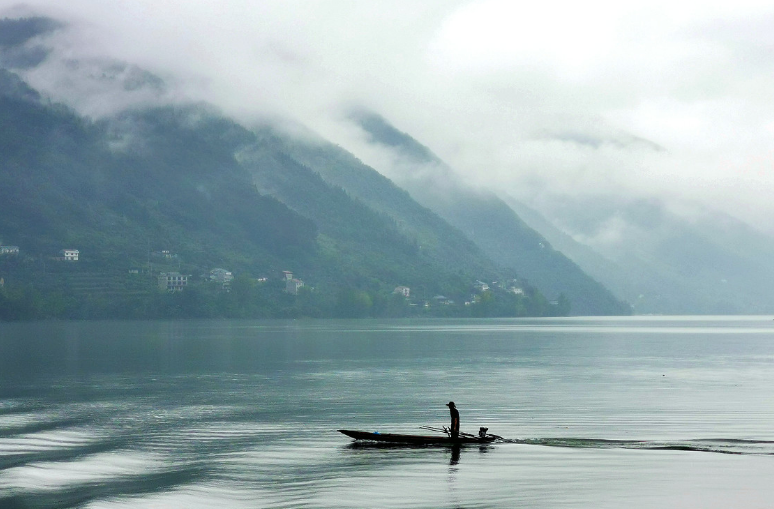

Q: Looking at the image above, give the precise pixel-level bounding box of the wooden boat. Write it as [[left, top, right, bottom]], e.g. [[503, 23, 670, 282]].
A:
[[339, 429, 497, 445]]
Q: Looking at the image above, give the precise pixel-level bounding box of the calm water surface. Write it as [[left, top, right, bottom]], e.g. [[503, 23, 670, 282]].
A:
[[2, 316, 774, 508]]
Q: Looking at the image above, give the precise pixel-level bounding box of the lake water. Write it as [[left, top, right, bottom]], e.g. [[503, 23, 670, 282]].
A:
[[2, 316, 774, 508]]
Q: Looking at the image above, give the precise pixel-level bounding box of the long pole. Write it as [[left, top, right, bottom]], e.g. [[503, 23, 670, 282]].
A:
[[419, 425, 448, 435]]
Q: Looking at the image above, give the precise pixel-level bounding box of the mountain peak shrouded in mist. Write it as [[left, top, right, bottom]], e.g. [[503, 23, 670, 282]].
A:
[[2, 2, 774, 235], [351, 110, 438, 166], [0, 16, 61, 69], [0, 13, 170, 116], [0, 16, 61, 48]]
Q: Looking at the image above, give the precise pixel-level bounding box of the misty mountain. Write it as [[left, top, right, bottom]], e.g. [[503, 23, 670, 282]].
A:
[[0, 16, 59, 47], [235, 129, 503, 295], [243, 126, 500, 281], [0, 69, 317, 273], [0, 14, 625, 318], [519, 194, 774, 314], [1, 67, 566, 319], [348, 112, 631, 316], [351, 106, 774, 315], [0, 16, 60, 69]]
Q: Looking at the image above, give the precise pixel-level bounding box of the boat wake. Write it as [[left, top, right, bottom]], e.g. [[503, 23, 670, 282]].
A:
[[501, 437, 774, 456]]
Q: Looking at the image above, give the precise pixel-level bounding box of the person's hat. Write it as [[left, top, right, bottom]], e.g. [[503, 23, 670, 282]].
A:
[[446, 401, 455, 408]]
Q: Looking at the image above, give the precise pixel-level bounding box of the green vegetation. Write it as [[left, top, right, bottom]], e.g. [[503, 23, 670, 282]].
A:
[[0, 260, 568, 320], [0, 70, 570, 320]]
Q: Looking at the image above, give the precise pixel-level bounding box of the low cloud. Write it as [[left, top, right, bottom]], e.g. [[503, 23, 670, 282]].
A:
[[3, 0, 774, 235]]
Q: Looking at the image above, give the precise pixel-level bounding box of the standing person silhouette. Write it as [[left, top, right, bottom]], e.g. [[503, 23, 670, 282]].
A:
[[446, 401, 460, 439]]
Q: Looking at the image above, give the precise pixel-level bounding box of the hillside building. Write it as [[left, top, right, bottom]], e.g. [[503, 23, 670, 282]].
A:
[[393, 286, 410, 298], [210, 268, 234, 284], [158, 272, 188, 292], [210, 268, 234, 290], [61, 249, 79, 261], [285, 278, 304, 295], [474, 280, 489, 292]]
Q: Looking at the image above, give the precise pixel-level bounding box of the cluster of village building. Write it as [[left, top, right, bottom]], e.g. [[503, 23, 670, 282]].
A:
[[156, 269, 303, 293], [392, 279, 525, 307], [156, 267, 239, 292], [2, 244, 525, 305], [0, 243, 308, 295]]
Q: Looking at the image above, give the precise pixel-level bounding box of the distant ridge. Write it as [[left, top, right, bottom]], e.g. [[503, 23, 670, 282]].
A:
[[346, 111, 631, 316]]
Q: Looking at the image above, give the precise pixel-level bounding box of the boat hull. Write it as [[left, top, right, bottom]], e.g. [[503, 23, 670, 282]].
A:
[[338, 429, 496, 445]]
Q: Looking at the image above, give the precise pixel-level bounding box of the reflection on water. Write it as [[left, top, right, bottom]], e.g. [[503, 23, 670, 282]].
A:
[[2, 317, 774, 508]]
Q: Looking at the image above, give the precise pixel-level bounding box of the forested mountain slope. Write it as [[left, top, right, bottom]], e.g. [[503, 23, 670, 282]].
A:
[[0, 69, 554, 318], [0, 71, 315, 274], [244, 127, 499, 280]]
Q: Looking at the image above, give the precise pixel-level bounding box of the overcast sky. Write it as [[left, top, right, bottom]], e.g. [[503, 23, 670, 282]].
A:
[[4, 0, 774, 234]]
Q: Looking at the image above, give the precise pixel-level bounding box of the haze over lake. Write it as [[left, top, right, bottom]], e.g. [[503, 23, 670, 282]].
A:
[[2, 316, 774, 508]]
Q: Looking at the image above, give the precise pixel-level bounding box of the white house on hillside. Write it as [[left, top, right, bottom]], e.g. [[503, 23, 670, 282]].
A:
[[61, 249, 79, 261], [393, 286, 410, 298]]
